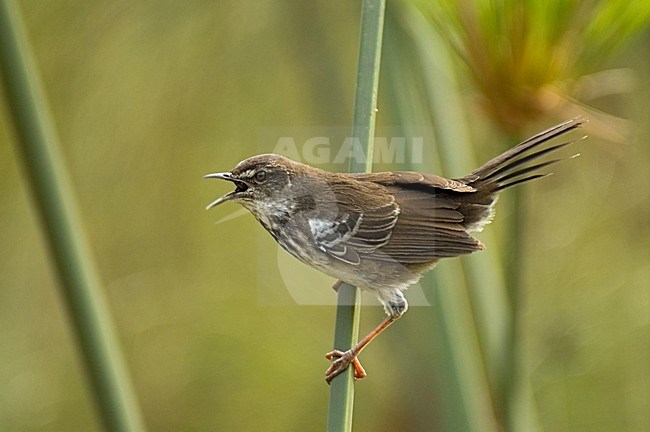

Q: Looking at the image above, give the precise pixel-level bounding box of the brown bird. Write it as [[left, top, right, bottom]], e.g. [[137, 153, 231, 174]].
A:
[[205, 118, 586, 383]]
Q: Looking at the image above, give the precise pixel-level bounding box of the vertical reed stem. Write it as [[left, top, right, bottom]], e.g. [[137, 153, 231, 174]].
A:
[[327, 1, 386, 431], [0, 1, 146, 431]]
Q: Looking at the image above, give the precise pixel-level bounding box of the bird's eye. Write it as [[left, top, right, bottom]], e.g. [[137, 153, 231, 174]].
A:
[[254, 170, 267, 182]]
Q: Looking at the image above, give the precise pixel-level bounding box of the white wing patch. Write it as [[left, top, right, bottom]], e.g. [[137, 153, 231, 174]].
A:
[[307, 200, 400, 266], [308, 213, 364, 265]]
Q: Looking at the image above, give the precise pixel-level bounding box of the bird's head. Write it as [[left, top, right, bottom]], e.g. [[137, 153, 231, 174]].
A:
[[205, 154, 306, 215]]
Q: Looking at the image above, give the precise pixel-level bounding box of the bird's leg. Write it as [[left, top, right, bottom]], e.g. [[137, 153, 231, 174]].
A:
[[325, 314, 400, 384]]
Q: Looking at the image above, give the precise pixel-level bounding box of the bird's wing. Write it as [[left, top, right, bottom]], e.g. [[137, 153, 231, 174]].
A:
[[306, 175, 483, 266], [351, 171, 477, 192], [306, 186, 399, 266], [347, 172, 484, 263], [375, 188, 485, 263]]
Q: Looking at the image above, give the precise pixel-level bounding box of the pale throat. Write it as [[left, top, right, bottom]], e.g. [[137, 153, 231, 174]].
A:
[[245, 195, 295, 231]]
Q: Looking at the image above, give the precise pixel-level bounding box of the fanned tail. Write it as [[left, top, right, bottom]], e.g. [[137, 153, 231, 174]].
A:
[[455, 117, 587, 232], [461, 117, 587, 192]]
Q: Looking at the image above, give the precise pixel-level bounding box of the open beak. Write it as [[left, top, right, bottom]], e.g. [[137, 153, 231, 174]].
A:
[[204, 172, 248, 210]]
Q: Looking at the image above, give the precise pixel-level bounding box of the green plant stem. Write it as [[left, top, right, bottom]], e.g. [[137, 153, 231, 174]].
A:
[[502, 169, 525, 431], [0, 1, 146, 431], [326, 282, 362, 431], [327, 1, 385, 431], [346, 0, 385, 175]]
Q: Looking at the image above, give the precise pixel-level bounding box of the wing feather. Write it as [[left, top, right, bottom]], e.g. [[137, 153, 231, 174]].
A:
[[307, 173, 483, 265]]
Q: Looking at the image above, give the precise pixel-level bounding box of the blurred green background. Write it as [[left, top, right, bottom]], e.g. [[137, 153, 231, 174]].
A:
[[0, 1, 648, 431]]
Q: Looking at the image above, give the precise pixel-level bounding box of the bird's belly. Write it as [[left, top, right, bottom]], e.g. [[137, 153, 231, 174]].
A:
[[262, 219, 431, 295], [277, 233, 425, 293], [273, 228, 330, 268]]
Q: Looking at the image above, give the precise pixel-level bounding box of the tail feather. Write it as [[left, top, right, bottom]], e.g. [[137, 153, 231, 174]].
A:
[[462, 117, 587, 191], [493, 159, 560, 186], [495, 173, 551, 191], [455, 117, 587, 232], [481, 141, 571, 182]]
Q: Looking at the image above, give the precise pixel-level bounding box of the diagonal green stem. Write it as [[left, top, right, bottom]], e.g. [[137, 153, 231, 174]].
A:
[[0, 1, 146, 431], [326, 1, 385, 431]]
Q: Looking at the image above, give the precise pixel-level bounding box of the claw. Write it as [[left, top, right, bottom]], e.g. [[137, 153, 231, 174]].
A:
[[325, 349, 367, 384]]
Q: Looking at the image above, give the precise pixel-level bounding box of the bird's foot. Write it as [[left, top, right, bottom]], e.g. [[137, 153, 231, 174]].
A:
[[325, 349, 366, 384]]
